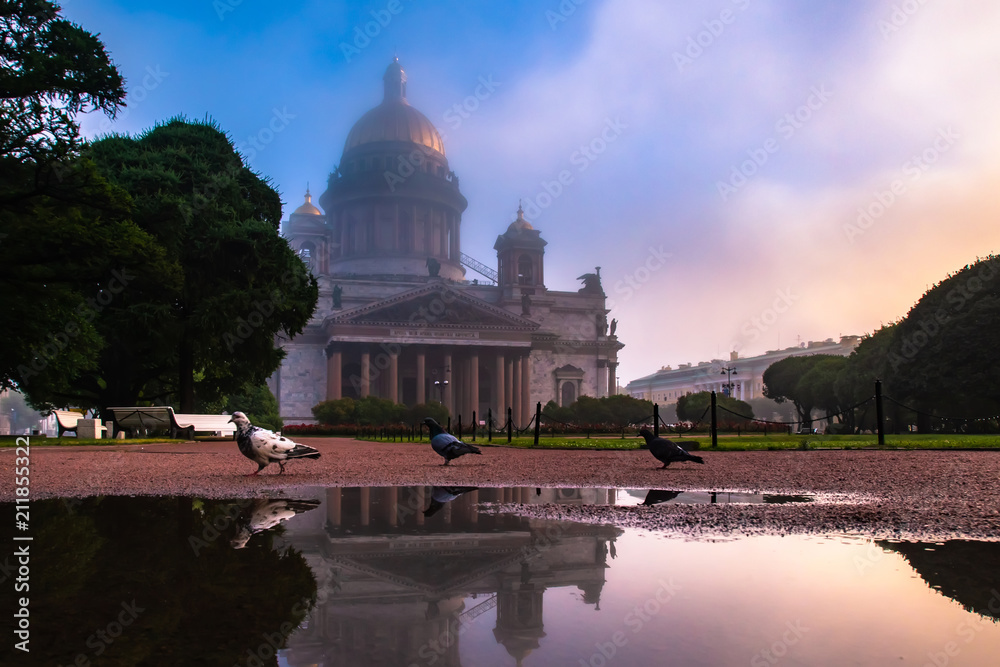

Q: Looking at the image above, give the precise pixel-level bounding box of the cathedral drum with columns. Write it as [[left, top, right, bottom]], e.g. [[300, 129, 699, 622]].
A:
[[273, 59, 623, 425]]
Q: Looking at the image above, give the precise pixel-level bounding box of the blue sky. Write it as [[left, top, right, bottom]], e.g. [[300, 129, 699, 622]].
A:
[[68, 0, 1000, 385]]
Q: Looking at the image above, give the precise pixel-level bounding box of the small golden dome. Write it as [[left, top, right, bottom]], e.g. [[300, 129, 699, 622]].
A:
[[292, 187, 322, 216], [506, 203, 534, 232]]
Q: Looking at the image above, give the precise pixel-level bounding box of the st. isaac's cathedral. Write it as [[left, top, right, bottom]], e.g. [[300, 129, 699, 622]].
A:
[[272, 59, 623, 424]]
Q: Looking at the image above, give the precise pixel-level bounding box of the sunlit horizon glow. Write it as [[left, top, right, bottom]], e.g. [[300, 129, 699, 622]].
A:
[[68, 0, 1000, 384]]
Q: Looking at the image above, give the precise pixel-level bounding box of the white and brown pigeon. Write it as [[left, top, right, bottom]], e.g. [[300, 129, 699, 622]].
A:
[[228, 411, 320, 475], [230, 498, 321, 548]]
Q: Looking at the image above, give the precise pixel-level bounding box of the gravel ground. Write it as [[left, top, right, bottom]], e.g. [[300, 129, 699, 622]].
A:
[[3, 438, 999, 541]]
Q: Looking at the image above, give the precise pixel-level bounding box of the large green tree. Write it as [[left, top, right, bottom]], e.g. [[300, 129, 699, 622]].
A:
[[886, 255, 1000, 423], [0, 0, 154, 396], [80, 119, 319, 413]]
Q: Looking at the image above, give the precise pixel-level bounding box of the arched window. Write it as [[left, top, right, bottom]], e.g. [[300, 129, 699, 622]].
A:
[[517, 255, 533, 285], [561, 381, 576, 407]]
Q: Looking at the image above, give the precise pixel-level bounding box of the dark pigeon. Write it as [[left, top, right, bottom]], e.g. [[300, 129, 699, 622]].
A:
[[229, 411, 321, 476], [638, 428, 705, 468], [423, 417, 482, 465], [424, 486, 479, 517]]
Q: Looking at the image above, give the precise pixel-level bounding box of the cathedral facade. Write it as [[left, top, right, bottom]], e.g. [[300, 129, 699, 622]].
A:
[[273, 60, 622, 425]]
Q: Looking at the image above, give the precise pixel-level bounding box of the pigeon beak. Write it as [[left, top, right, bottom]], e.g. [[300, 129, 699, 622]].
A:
[[227, 416, 234, 423]]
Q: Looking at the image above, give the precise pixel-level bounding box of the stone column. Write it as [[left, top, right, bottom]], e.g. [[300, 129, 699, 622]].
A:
[[608, 361, 617, 396], [511, 357, 521, 426], [469, 350, 479, 423], [326, 347, 342, 401], [443, 352, 453, 416], [505, 355, 514, 417], [520, 354, 530, 427], [326, 488, 341, 528], [416, 349, 426, 404], [495, 351, 505, 418], [388, 351, 399, 403], [359, 487, 370, 526], [360, 350, 370, 398]]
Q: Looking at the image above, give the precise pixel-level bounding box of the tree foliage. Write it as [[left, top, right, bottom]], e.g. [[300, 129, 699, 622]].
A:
[[542, 394, 653, 429], [762, 355, 842, 427], [885, 255, 1000, 419], [68, 118, 318, 413], [675, 391, 754, 426], [0, 0, 125, 163], [0, 0, 155, 397]]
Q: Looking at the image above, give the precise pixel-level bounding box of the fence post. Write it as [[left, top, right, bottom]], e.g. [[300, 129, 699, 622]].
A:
[[487, 408, 493, 443], [507, 407, 513, 443], [447, 416, 451, 434], [533, 402, 541, 447], [710, 391, 718, 448], [472, 410, 477, 442], [875, 379, 886, 446], [653, 403, 659, 437], [457, 415, 463, 441]]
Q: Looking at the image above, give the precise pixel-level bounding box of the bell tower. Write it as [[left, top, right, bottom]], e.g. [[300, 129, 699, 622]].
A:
[[494, 204, 547, 300]]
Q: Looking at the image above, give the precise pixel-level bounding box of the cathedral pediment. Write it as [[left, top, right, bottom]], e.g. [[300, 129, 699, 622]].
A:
[[325, 283, 538, 331]]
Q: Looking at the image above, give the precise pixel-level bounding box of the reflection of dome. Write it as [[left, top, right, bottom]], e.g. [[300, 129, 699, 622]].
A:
[[292, 187, 322, 216], [343, 58, 446, 157]]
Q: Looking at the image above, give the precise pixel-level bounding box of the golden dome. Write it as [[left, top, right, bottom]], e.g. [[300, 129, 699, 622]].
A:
[[506, 203, 534, 232], [343, 60, 446, 156], [292, 187, 322, 216]]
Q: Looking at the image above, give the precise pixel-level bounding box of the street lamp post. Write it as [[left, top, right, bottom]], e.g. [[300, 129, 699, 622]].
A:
[[720, 366, 738, 397]]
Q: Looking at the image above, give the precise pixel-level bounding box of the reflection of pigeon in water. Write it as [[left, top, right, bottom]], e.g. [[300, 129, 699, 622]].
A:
[[230, 498, 321, 548], [424, 486, 478, 517], [229, 412, 321, 475], [638, 428, 704, 468], [642, 489, 683, 506], [423, 418, 482, 465]]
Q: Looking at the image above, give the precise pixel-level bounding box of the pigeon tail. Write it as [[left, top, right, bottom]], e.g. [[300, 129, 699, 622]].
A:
[[686, 454, 705, 464], [285, 444, 321, 460]]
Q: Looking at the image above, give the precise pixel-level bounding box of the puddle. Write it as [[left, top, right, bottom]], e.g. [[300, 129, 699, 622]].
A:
[[613, 488, 815, 506], [3, 487, 1000, 667]]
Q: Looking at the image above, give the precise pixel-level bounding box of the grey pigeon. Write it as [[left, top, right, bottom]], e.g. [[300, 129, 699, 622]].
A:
[[423, 417, 482, 465], [638, 428, 704, 468], [229, 411, 320, 475]]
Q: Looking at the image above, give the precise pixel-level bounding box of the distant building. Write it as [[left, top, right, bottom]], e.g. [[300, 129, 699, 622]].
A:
[[274, 60, 623, 424], [625, 336, 861, 405]]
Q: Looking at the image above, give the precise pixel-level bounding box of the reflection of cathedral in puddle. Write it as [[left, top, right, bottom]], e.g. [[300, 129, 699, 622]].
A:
[[276, 487, 622, 666]]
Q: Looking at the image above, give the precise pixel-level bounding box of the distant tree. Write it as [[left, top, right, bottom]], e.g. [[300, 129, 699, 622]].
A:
[[834, 325, 897, 433], [676, 391, 754, 427], [798, 355, 849, 429], [354, 396, 406, 425], [762, 355, 831, 428], [405, 402, 449, 427], [312, 397, 357, 426]]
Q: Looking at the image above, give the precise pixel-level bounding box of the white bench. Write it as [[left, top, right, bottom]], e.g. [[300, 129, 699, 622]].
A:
[[54, 410, 86, 437], [172, 413, 236, 439], [108, 407, 236, 439]]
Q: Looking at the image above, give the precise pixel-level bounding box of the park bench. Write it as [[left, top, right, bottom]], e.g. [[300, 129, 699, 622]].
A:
[[108, 406, 236, 439], [53, 409, 86, 437]]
